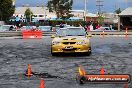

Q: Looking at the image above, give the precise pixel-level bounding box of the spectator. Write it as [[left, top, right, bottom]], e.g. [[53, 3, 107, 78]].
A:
[[93, 22, 96, 30], [87, 25, 90, 32], [15, 15, 20, 28], [32, 26, 37, 31], [96, 24, 101, 29], [84, 25, 87, 31], [90, 24, 93, 31], [120, 23, 123, 31], [110, 24, 112, 29]]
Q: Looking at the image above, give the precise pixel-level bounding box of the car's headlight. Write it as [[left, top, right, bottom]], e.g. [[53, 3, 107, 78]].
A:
[[52, 41, 60, 45], [76, 41, 87, 45]]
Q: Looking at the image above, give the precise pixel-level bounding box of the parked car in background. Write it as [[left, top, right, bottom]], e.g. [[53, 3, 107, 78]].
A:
[[0, 25, 16, 31], [38, 26, 52, 31], [20, 26, 36, 31], [55, 24, 71, 31], [94, 27, 115, 31]]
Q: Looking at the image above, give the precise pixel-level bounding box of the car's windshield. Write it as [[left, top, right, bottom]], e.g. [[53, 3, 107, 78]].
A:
[[56, 28, 86, 37]]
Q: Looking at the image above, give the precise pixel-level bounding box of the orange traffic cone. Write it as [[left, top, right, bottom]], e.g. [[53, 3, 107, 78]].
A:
[[124, 84, 128, 88], [100, 67, 105, 75], [39, 79, 45, 88], [101, 31, 105, 38], [125, 28, 128, 39], [78, 66, 86, 76], [25, 64, 33, 77]]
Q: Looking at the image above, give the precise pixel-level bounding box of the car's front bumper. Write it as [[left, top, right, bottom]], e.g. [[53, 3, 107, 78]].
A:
[[51, 44, 91, 53]]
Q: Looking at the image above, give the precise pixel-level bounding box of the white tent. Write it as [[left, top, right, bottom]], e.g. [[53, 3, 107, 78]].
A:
[[119, 7, 132, 16]]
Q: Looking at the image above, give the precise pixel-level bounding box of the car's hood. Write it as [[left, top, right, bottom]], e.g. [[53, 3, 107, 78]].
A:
[[52, 36, 89, 42]]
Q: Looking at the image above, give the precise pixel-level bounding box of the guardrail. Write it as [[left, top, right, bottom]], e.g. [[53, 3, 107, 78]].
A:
[[0, 31, 21, 37], [0, 31, 132, 37], [89, 31, 132, 35], [0, 31, 56, 37]]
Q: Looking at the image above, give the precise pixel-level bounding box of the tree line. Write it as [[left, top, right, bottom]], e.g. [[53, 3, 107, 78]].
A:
[[0, 0, 15, 21]]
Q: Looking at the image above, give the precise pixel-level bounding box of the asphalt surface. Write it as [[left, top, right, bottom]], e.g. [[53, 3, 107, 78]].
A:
[[0, 36, 132, 88]]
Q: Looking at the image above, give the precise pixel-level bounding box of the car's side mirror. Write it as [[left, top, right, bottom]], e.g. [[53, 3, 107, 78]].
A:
[[51, 35, 55, 38], [86, 34, 92, 38]]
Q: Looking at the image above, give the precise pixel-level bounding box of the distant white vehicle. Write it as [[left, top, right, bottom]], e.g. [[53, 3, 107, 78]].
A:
[[38, 26, 52, 31], [55, 24, 71, 31], [20, 26, 36, 31], [94, 27, 115, 31], [0, 25, 16, 31]]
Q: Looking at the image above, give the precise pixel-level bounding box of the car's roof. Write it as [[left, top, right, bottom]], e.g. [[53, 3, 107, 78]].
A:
[[39, 26, 51, 27], [100, 27, 110, 28], [58, 27, 84, 30], [67, 27, 84, 29], [59, 28, 67, 30]]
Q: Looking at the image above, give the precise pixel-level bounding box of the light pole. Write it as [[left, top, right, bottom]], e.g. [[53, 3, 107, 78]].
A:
[[45, 7, 48, 20], [84, 0, 87, 21], [125, 0, 128, 8], [96, 0, 103, 16], [41, 2, 45, 20], [43, 0, 47, 20]]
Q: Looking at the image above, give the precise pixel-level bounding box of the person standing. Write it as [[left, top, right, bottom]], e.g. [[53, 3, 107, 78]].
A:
[[90, 24, 93, 31], [15, 15, 20, 27], [87, 25, 90, 32], [110, 24, 112, 30], [96, 24, 101, 29]]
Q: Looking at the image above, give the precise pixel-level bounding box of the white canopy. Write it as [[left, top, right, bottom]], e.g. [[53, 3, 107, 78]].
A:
[[119, 7, 132, 16]]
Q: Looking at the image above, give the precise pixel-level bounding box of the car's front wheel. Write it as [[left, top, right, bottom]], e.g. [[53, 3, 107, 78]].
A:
[[51, 48, 55, 56], [51, 52, 56, 56], [51, 47, 58, 56], [85, 47, 92, 56]]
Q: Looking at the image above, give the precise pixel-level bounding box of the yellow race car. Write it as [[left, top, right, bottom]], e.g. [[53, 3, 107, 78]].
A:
[[51, 27, 91, 56]]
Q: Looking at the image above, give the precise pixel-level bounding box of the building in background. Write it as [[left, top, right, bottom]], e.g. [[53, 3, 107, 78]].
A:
[[118, 7, 132, 31], [86, 13, 98, 22], [70, 10, 98, 21], [13, 6, 57, 22], [70, 10, 85, 21], [12, 6, 119, 24], [102, 13, 118, 24]]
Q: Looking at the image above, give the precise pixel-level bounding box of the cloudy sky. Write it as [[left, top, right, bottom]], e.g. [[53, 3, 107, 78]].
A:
[[15, 0, 132, 13]]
